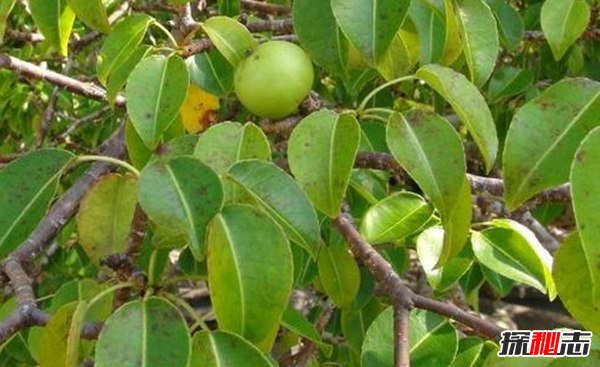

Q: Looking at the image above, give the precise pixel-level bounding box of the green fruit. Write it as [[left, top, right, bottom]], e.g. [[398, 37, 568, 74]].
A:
[[234, 41, 314, 119]]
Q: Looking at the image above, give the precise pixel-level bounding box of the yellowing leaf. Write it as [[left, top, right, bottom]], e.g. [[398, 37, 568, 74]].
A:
[[180, 84, 220, 134]]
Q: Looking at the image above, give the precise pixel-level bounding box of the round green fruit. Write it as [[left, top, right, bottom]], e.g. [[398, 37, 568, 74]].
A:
[[234, 41, 314, 119]]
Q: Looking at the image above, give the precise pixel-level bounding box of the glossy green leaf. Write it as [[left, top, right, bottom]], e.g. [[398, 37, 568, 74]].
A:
[[409, 0, 445, 64], [228, 160, 321, 258], [360, 191, 434, 245], [29, 0, 75, 56], [207, 205, 293, 351], [67, 0, 109, 33], [138, 156, 224, 261], [503, 78, 600, 209], [218, 0, 240, 16], [126, 54, 189, 149], [106, 45, 152, 106], [361, 308, 458, 367], [293, 0, 346, 75], [51, 279, 113, 322], [202, 16, 258, 67], [331, 0, 411, 65], [0, 149, 73, 259], [484, 0, 524, 51], [471, 219, 555, 296], [541, 0, 590, 60], [450, 337, 495, 367], [0, 0, 16, 42], [416, 64, 498, 171], [571, 127, 600, 306], [77, 173, 138, 265], [195, 122, 270, 175], [95, 297, 190, 367], [186, 50, 234, 98], [386, 111, 469, 265], [191, 331, 272, 367], [488, 67, 534, 103], [553, 233, 600, 334], [288, 110, 360, 218], [417, 227, 473, 292], [318, 242, 360, 308], [456, 0, 499, 87], [97, 14, 153, 85], [39, 302, 85, 367]]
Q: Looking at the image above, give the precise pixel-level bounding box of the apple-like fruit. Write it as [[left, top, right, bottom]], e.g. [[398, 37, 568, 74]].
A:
[[234, 41, 314, 119]]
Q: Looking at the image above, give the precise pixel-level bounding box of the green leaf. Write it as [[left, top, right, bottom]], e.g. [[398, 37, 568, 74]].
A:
[[39, 302, 85, 367], [228, 160, 321, 258], [293, 0, 346, 75], [361, 308, 458, 367], [218, 0, 240, 16], [51, 279, 113, 322], [386, 111, 469, 265], [331, 0, 411, 65], [571, 126, 600, 306], [450, 337, 495, 367], [191, 331, 272, 367], [488, 67, 534, 103], [288, 110, 360, 218], [441, 0, 463, 65], [342, 298, 384, 354], [553, 233, 600, 334], [0, 0, 17, 42], [408, 0, 445, 64], [195, 122, 271, 175], [126, 54, 189, 149], [29, 0, 75, 56], [67, 0, 110, 33], [97, 14, 153, 85], [202, 16, 258, 67], [471, 219, 555, 296], [282, 306, 331, 353], [360, 191, 434, 245], [186, 50, 234, 98], [417, 226, 474, 292], [207, 205, 293, 351], [503, 78, 600, 209], [106, 45, 152, 106], [318, 242, 360, 309], [0, 149, 73, 259], [483, 0, 524, 51], [456, 0, 499, 87], [95, 297, 191, 367], [376, 29, 419, 81], [481, 265, 514, 297], [77, 173, 138, 265], [541, 0, 590, 61], [138, 156, 224, 261], [416, 64, 498, 171]]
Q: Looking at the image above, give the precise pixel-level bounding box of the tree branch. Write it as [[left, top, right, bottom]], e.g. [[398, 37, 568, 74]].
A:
[[332, 210, 504, 341], [0, 53, 126, 108], [241, 0, 291, 15]]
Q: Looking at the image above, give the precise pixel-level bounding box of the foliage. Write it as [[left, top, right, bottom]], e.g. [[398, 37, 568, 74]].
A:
[[0, 0, 599, 366]]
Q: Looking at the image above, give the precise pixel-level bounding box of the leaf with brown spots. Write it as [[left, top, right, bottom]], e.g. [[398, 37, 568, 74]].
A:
[[504, 78, 600, 209], [95, 297, 190, 367], [138, 156, 224, 261], [571, 126, 600, 307], [0, 149, 74, 259]]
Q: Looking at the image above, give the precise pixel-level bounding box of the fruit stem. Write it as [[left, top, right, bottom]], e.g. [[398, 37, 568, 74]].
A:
[[357, 75, 416, 116]]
